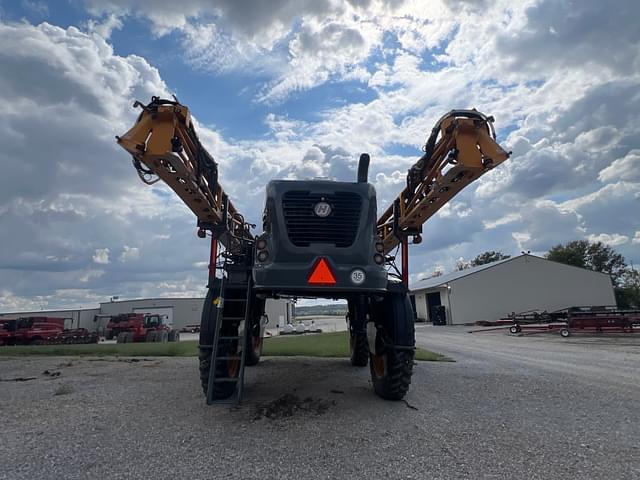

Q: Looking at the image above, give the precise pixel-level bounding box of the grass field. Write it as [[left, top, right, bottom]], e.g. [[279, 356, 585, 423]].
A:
[[263, 331, 448, 361], [0, 331, 448, 361]]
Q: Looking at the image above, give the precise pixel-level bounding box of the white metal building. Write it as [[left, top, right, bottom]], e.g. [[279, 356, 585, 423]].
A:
[[410, 254, 616, 325], [0, 297, 292, 334]]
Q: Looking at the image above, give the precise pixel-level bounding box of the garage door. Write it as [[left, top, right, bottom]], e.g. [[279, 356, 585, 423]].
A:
[[133, 307, 174, 328]]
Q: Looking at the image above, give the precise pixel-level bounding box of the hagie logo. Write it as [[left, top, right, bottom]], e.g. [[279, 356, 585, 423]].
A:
[[313, 201, 332, 217]]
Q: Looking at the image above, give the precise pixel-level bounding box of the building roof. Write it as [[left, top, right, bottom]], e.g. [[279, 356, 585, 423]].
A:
[[410, 255, 520, 291], [410, 253, 614, 292], [99, 297, 205, 306]]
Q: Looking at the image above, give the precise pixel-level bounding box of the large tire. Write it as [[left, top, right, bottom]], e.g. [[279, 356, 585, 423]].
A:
[[349, 330, 369, 367], [146, 331, 157, 342], [158, 330, 168, 343], [170, 331, 180, 342], [245, 296, 265, 367], [126, 332, 135, 343], [244, 334, 263, 367], [368, 286, 415, 400], [117, 332, 126, 344], [348, 298, 369, 367], [199, 279, 240, 400]]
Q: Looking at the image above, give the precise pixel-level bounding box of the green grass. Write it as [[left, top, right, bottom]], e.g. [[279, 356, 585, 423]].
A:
[[0, 331, 448, 361], [263, 331, 448, 361]]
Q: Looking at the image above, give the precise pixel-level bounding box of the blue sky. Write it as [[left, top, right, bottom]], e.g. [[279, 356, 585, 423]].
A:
[[0, 0, 639, 310]]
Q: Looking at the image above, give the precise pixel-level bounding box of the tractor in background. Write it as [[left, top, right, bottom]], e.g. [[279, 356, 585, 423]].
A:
[[107, 313, 180, 343]]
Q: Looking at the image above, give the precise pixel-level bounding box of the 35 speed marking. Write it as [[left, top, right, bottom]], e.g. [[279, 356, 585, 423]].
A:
[[350, 269, 366, 285]]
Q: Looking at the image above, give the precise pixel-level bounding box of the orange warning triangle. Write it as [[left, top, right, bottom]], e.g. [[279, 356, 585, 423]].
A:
[[308, 258, 336, 285]]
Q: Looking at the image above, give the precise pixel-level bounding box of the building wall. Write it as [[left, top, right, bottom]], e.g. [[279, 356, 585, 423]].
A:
[[100, 298, 204, 331], [264, 299, 290, 328], [413, 292, 427, 321], [446, 256, 615, 325], [100, 298, 290, 331], [413, 289, 452, 323]]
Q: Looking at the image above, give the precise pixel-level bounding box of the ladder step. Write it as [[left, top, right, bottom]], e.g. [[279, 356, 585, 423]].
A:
[[221, 316, 245, 321], [218, 336, 243, 340], [212, 378, 239, 383], [215, 356, 241, 360], [223, 299, 246, 303]]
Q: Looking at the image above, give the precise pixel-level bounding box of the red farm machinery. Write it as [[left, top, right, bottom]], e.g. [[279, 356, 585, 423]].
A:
[[106, 313, 180, 343], [502, 306, 640, 337], [0, 317, 98, 346]]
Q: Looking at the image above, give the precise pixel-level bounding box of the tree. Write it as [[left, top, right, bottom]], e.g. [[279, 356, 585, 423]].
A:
[[471, 251, 511, 267], [615, 267, 640, 309], [454, 257, 471, 271], [546, 240, 627, 286]]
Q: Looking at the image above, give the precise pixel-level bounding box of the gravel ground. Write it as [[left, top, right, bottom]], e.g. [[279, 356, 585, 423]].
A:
[[1, 326, 639, 479]]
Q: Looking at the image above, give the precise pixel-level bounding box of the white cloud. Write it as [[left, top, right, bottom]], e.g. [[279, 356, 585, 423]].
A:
[[119, 245, 139, 263], [587, 233, 629, 247], [92, 248, 110, 264], [483, 213, 521, 230], [79, 269, 105, 283], [633, 232, 640, 245], [86, 13, 123, 39], [598, 150, 640, 183]]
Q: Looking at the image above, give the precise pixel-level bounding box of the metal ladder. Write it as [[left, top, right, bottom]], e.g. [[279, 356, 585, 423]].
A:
[[206, 261, 252, 405]]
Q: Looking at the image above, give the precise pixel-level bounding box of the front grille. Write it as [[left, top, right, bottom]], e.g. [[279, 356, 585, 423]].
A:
[[282, 191, 362, 247]]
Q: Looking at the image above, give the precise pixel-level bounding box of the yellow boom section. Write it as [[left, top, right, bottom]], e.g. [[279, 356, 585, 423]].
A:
[[377, 110, 510, 253], [116, 97, 252, 251]]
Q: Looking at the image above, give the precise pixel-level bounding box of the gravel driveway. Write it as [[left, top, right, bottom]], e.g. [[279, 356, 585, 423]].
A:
[[1, 326, 638, 479]]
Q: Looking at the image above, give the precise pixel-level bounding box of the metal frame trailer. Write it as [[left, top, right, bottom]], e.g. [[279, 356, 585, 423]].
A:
[[503, 306, 640, 337]]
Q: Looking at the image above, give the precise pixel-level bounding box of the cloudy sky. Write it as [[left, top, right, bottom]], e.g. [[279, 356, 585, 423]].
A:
[[1, 0, 639, 311]]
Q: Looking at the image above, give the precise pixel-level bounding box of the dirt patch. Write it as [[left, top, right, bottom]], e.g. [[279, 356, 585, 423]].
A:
[[253, 393, 336, 420]]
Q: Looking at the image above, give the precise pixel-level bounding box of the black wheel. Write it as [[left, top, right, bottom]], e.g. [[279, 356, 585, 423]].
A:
[[172, 331, 180, 342], [368, 285, 415, 400], [509, 325, 520, 334], [348, 298, 369, 367], [126, 332, 136, 343], [146, 331, 157, 342], [168, 330, 176, 342], [117, 332, 126, 344], [245, 296, 265, 367], [244, 334, 263, 367], [349, 330, 369, 367], [199, 279, 240, 400], [158, 331, 168, 343]]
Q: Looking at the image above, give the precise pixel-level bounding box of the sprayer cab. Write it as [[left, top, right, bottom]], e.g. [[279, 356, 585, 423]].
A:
[[252, 154, 387, 296]]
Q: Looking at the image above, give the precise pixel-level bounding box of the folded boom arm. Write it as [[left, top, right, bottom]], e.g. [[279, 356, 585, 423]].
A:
[[376, 110, 510, 254], [116, 97, 252, 253]]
